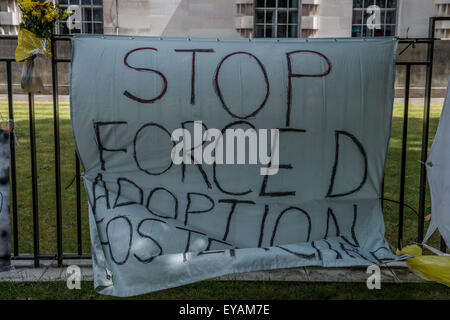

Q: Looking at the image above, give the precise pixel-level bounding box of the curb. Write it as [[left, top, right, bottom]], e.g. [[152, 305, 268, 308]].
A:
[[0, 259, 425, 284]]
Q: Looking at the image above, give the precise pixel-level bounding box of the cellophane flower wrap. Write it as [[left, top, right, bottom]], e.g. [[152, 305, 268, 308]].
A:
[[15, 0, 72, 93]]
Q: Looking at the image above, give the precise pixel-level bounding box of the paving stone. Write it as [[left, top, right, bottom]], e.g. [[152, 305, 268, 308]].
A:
[[40, 267, 64, 281], [216, 268, 308, 281], [57, 266, 94, 281], [389, 266, 425, 283], [304, 266, 397, 283], [0, 267, 48, 282], [384, 261, 408, 268], [305, 267, 369, 282]]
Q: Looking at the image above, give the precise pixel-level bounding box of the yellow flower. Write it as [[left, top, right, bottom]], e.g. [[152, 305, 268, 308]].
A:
[[31, 10, 41, 18], [19, 0, 34, 13], [18, 0, 30, 7]]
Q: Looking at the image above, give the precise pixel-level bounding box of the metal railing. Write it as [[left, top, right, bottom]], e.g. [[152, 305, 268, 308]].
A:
[[1, 35, 89, 267], [0, 17, 448, 267]]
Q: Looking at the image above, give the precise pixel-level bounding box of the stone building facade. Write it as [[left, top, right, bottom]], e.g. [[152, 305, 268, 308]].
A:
[[1, 1, 448, 39], [0, 1, 449, 96]]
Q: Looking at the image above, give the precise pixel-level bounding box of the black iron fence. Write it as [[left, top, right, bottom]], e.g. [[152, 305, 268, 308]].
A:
[[0, 17, 448, 267], [1, 35, 89, 267]]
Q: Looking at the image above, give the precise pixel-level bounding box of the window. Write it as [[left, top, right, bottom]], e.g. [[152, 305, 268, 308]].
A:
[[254, 0, 299, 38], [352, 0, 397, 37], [57, 0, 103, 35]]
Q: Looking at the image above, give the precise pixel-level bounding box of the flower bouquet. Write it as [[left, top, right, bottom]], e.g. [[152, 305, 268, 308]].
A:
[[15, 0, 72, 93]]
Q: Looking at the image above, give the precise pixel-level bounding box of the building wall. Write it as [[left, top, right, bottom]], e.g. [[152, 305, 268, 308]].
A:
[[313, 0, 437, 39], [0, 0, 448, 97], [0, 0, 20, 35], [313, 0, 353, 38], [100, 0, 441, 39], [103, 0, 240, 38], [434, 0, 450, 38], [397, 0, 437, 38], [0, 0, 443, 38]]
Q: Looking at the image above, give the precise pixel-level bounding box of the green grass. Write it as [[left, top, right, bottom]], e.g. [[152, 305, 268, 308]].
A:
[[0, 100, 447, 299], [0, 101, 90, 254], [383, 104, 443, 249], [0, 281, 449, 300]]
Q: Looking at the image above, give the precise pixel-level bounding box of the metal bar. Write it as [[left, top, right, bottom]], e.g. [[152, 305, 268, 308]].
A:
[[0, 35, 18, 40], [76, 153, 82, 256], [398, 42, 413, 56], [432, 16, 450, 21], [52, 35, 73, 41], [28, 92, 39, 267], [398, 39, 433, 44], [11, 253, 91, 260], [395, 62, 430, 66], [418, 17, 436, 243], [51, 35, 63, 267], [440, 237, 447, 253], [0, 35, 72, 41], [115, 0, 120, 34], [6, 61, 18, 256], [398, 64, 411, 250]]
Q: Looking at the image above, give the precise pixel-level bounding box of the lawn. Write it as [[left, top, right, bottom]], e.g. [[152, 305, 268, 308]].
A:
[[0, 100, 447, 299], [0, 101, 90, 254], [0, 281, 449, 300], [383, 103, 444, 249]]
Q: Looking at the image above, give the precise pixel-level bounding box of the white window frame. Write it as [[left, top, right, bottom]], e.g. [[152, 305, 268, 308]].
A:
[[352, 0, 398, 37], [254, 0, 301, 38], [56, 0, 103, 35]]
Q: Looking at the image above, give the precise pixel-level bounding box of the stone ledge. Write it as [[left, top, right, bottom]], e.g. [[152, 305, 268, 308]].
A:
[[216, 263, 425, 283], [0, 259, 425, 284]]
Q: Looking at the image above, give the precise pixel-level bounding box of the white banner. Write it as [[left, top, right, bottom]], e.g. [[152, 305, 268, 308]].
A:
[[71, 36, 400, 296]]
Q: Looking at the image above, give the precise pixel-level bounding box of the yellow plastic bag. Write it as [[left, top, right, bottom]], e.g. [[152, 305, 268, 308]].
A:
[[15, 29, 51, 62], [397, 244, 450, 287]]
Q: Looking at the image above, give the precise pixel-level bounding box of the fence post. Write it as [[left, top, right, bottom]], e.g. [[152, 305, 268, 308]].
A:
[[76, 153, 82, 256], [6, 61, 19, 257], [28, 92, 40, 267], [418, 18, 435, 244], [51, 35, 64, 267], [398, 64, 411, 250]]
